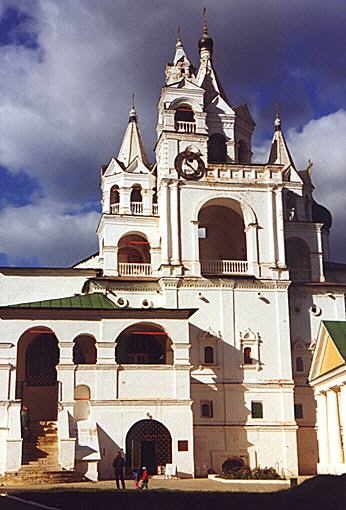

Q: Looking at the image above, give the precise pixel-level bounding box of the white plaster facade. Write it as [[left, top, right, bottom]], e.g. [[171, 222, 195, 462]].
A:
[[0, 24, 346, 481]]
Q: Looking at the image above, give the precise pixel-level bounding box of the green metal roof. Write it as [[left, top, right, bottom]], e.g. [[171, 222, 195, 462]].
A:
[[323, 321, 346, 361], [7, 293, 118, 310]]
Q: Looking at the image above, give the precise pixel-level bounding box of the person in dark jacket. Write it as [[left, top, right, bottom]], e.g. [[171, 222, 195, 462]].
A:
[[112, 451, 126, 489], [20, 405, 30, 438]]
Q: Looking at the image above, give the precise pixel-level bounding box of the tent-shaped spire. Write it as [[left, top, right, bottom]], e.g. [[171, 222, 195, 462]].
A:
[[196, 13, 229, 107], [268, 113, 295, 168], [165, 28, 195, 85], [117, 103, 150, 169]]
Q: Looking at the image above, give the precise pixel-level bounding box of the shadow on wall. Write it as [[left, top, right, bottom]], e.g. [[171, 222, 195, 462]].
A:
[[189, 324, 252, 477], [67, 412, 121, 480], [288, 287, 318, 475], [97, 423, 122, 480]]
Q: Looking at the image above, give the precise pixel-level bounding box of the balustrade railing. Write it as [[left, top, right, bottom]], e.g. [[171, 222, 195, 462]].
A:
[[118, 262, 152, 276], [130, 202, 143, 215], [152, 203, 159, 215], [201, 259, 248, 275], [175, 121, 196, 133], [110, 203, 119, 214]]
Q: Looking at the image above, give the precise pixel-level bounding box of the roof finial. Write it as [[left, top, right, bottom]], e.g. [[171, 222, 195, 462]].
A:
[[129, 93, 136, 122], [199, 7, 213, 54], [274, 105, 281, 131], [203, 7, 208, 34], [176, 24, 183, 47]]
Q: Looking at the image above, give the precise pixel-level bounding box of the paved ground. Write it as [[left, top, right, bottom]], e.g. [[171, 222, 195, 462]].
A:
[[1, 476, 293, 493]]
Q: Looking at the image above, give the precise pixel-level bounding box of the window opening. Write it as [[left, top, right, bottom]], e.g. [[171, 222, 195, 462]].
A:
[[251, 401, 263, 419]]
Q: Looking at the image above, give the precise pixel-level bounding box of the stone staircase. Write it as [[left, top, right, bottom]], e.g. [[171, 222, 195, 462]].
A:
[[0, 420, 83, 485]]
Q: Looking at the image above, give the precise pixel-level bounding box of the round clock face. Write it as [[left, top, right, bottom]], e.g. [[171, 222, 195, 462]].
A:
[[174, 149, 206, 180]]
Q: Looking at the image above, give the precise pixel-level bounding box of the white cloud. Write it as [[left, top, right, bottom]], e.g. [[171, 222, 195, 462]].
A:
[[0, 199, 99, 266], [0, 1, 345, 265]]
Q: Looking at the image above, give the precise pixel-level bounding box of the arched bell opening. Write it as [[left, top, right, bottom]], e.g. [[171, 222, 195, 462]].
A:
[[130, 185, 143, 215], [16, 326, 60, 421], [110, 185, 120, 214], [208, 133, 227, 163], [174, 105, 196, 133], [286, 237, 311, 281], [238, 140, 250, 163], [126, 419, 172, 475], [118, 233, 152, 276], [198, 198, 247, 275], [73, 335, 97, 364], [115, 323, 173, 365]]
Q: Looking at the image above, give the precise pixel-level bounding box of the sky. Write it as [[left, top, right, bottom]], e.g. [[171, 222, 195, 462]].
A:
[[0, 0, 345, 267]]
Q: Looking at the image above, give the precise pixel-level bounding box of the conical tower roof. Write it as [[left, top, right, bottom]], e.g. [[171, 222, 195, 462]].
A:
[[117, 105, 150, 169], [268, 113, 295, 168]]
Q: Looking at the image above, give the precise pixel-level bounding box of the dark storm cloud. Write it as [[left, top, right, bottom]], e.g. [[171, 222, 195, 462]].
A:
[[0, 0, 345, 265]]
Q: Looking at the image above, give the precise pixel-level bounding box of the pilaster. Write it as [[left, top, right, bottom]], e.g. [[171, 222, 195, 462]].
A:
[[326, 388, 343, 465]]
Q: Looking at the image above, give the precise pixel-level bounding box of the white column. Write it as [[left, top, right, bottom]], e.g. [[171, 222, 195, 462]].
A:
[[142, 189, 151, 216], [245, 223, 259, 277], [316, 391, 329, 466], [274, 187, 286, 268], [327, 388, 343, 466], [159, 180, 170, 265], [190, 220, 201, 276], [119, 186, 130, 214], [339, 384, 346, 463], [267, 188, 277, 266], [170, 181, 180, 265]]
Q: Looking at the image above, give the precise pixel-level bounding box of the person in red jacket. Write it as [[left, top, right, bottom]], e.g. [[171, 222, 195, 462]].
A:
[[139, 466, 149, 489]]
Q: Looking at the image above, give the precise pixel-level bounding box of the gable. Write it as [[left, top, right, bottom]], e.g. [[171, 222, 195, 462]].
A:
[[319, 336, 345, 376], [309, 321, 346, 381]]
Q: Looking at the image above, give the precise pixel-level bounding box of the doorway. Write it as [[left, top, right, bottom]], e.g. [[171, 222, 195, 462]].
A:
[[126, 419, 172, 475]]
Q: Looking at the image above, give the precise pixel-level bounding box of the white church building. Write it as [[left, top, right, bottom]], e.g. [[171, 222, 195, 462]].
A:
[[1, 22, 346, 482]]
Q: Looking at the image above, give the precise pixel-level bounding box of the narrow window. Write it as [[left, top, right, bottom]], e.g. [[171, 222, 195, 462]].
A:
[[294, 404, 303, 419], [204, 346, 214, 364], [243, 347, 252, 365], [251, 401, 263, 419], [201, 401, 213, 418], [296, 357, 304, 373]]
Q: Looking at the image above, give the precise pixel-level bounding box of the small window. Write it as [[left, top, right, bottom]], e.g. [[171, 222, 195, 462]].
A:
[[178, 440, 188, 452], [295, 357, 304, 373], [243, 347, 252, 365], [204, 346, 214, 364], [251, 401, 263, 419], [201, 401, 213, 418], [198, 227, 207, 239], [294, 404, 303, 419]]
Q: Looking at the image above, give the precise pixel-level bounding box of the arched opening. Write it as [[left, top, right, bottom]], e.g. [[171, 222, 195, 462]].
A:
[[130, 185, 143, 215], [110, 185, 120, 214], [16, 327, 60, 421], [198, 199, 247, 275], [208, 133, 227, 163], [74, 384, 91, 421], [73, 335, 97, 364], [286, 237, 311, 281], [175, 105, 195, 133], [115, 323, 173, 365], [285, 190, 298, 221], [126, 419, 172, 475], [204, 346, 214, 364], [118, 233, 151, 276], [243, 347, 252, 365], [152, 187, 158, 215], [295, 356, 304, 373], [238, 140, 249, 163]]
